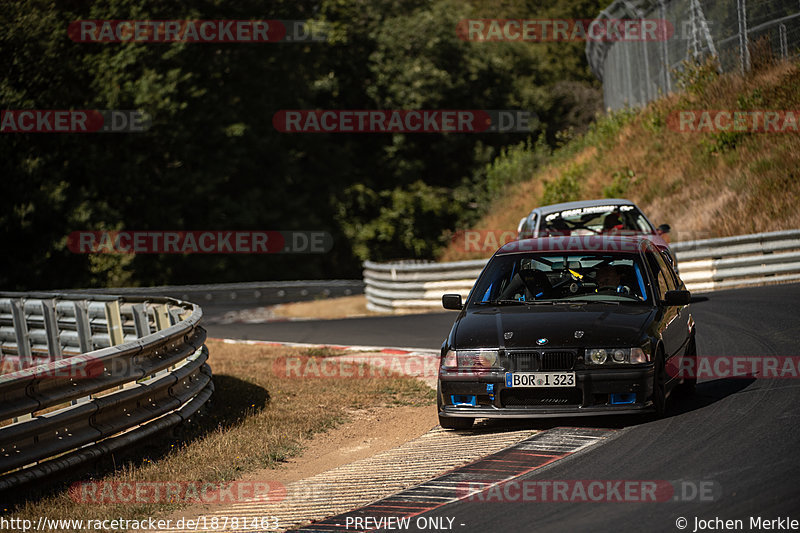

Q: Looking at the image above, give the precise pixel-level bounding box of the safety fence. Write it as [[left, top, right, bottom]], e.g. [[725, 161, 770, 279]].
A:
[[79, 280, 364, 308], [587, 0, 800, 110], [0, 293, 211, 490], [363, 230, 800, 312]]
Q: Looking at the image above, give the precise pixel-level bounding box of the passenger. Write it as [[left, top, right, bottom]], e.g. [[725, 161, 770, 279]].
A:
[[594, 263, 621, 289], [601, 212, 623, 234]]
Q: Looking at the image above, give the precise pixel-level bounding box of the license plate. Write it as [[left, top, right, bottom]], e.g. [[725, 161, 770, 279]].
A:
[[505, 372, 576, 388]]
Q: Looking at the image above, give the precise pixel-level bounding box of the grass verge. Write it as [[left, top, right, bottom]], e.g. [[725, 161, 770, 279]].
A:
[[3, 340, 435, 530], [271, 295, 380, 320], [440, 57, 800, 262]]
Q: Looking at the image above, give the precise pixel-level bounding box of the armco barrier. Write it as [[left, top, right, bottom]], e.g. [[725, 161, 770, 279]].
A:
[[671, 229, 800, 292], [79, 280, 364, 308], [363, 230, 800, 313], [0, 293, 211, 490]]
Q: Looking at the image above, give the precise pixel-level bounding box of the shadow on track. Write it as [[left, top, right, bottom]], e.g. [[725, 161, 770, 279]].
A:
[[447, 376, 755, 434]]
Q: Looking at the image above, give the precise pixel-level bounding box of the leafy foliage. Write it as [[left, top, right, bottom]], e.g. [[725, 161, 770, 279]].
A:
[[541, 162, 586, 205], [2, 0, 608, 288], [602, 168, 636, 198]]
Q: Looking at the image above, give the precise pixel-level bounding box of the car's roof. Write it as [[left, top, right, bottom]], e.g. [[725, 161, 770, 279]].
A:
[[496, 234, 656, 255], [529, 198, 636, 216]]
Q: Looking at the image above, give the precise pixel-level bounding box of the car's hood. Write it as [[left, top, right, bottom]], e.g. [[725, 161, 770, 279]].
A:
[[453, 303, 655, 349]]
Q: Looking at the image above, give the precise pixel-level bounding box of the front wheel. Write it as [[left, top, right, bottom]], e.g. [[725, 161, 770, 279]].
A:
[[677, 337, 697, 396], [652, 352, 667, 418], [438, 415, 474, 430]]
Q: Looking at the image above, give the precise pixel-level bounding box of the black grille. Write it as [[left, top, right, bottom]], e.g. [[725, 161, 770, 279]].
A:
[[540, 351, 576, 371], [501, 350, 576, 371], [501, 388, 583, 407], [501, 352, 539, 372]]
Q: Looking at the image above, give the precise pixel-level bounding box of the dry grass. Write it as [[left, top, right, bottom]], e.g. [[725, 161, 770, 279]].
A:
[[5, 340, 434, 529], [272, 295, 380, 319], [273, 295, 443, 319], [440, 59, 800, 261]]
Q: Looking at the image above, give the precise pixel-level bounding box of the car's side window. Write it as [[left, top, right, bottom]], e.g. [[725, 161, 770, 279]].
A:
[[525, 214, 537, 238], [518, 214, 535, 239], [653, 251, 677, 292], [645, 250, 669, 299], [647, 246, 677, 300], [633, 211, 654, 233], [660, 251, 681, 287]]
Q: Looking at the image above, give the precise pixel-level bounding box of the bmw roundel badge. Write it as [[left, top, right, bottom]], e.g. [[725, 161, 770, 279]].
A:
[[536, 338, 548, 345]]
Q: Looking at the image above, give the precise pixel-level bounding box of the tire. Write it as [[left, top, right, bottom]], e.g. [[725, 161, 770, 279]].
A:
[[677, 336, 697, 396], [438, 415, 474, 430], [652, 351, 667, 418]]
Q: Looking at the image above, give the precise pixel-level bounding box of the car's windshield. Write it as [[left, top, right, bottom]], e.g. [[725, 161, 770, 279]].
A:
[[539, 204, 654, 237], [471, 252, 651, 305]]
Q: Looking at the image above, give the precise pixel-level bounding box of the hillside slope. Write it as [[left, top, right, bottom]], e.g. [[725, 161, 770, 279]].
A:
[[439, 59, 800, 262]]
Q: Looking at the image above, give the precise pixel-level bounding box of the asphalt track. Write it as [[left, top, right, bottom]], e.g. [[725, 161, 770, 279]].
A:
[[205, 311, 458, 349], [211, 283, 800, 532]]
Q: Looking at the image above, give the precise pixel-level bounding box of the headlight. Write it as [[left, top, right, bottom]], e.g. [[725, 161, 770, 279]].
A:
[[588, 348, 607, 364], [586, 347, 650, 364], [442, 349, 500, 370]]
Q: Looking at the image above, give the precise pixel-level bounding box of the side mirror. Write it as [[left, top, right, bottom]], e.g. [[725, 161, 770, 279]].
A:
[[663, 290, 690, 306], [442, 294, 463, 310], [657, 224, 671, 234]]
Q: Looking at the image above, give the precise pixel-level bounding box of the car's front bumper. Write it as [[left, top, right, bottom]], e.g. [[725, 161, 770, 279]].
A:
[[438, 366, 654, 419], [440, 403, 652, 418]]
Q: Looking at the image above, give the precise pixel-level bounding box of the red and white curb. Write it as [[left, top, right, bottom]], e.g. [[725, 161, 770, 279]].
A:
[[297, 427, 616, 532]]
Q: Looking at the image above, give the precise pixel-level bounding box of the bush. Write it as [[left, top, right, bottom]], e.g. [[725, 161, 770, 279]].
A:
[[602, 168, 636, 198], [541, 162, 586, 204]]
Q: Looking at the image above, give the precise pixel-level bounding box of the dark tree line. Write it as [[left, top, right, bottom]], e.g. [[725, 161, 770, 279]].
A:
[[1, 0, 606, 289]]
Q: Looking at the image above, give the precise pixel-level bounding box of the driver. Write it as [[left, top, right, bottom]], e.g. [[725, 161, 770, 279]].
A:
[[594, 263, 622, 290]]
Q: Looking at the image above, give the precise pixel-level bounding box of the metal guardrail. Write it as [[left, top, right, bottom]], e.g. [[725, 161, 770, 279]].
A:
[[363, 260, 486, 312], [78, 280, 364, 308], [671, 229, 800, 291], [363, 230, 800, 312], [0, 293, 211, 490]]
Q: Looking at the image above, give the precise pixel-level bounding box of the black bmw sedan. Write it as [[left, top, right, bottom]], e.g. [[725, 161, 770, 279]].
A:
[[437, 235, 696, 429]]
